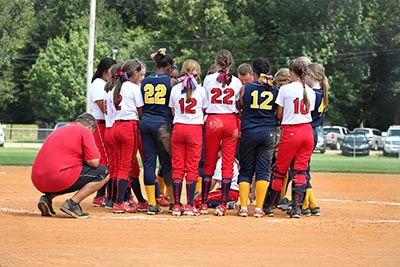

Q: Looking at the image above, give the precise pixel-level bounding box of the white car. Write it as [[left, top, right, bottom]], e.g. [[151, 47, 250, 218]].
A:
[[383, 125, 400, 156], [353, 127, 384, 151], [0, 124, 5, 147]]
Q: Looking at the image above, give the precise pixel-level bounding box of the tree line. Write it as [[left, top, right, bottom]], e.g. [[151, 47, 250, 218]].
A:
[[0, 0, 399, 130]]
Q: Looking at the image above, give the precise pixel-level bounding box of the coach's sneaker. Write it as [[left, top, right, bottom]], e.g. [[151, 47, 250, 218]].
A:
[[92, 196, 105, 207], [199, 203, 208, 215], [238, 206, 248, 217], [289, 207, 301, 219], [311, 207, 321, 216], [301, 208, 311, 217], [183, 204, 200, 216], [263, 206, 274, 217], [60, 199, 89, 219], [105, 199, 114, 210], [214, 204, 227, 216], [147, 204, 163, 215], [277, 198, 291, 211], [172, 204, 182, 216], [137, 201, 148, 212], [113, 202, 137, 213], [227, 201, 238, 210], [38, 195, 56, 217], [254, 208, 265, 218]]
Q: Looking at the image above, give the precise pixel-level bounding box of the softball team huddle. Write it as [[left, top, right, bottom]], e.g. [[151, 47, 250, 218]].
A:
[[88, 48, 329, 219]]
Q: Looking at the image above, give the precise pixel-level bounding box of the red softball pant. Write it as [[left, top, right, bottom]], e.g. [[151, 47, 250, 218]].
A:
[[94, 120, 108, 166], [272, 123, 314, 190], [203, 114, 239, 179], [171, 123, 203, 182], [194, 189, 239, 208], [112, 120, 140, 181], [104, 127, 117, 178]]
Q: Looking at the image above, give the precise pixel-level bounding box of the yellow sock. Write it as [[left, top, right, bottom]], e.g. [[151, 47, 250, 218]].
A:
[[157, 176, 166, 195], [280, 173, 289, 199], [145, 185, 156, 206], [255, 180, 269, 208], [196, 177, 202, 193], [166, 185, 174, 204], [284, 180, 292, 201], [309, 188, 319, 209], [302, 188, 311, 210], [239, 182, 250, 208]]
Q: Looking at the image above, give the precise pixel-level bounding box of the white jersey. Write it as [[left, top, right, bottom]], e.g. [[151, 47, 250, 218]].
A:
[[276, 81, 316, 125], [114, 82, 144, 121], [203, 72, 241, 114], [169, 83, 207, 125], [89, 78, 106, 119], [214, 157, 239, 191], [104, 89, 116, 128]]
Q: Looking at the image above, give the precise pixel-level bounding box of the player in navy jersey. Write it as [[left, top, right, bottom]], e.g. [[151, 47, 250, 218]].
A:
[[140, 48, 178, 215], [237, 58, 278, 218], [301, 62, 330, 216]]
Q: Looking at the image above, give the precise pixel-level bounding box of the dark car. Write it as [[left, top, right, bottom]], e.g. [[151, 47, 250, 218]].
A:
[[341, 133, 370, 156]]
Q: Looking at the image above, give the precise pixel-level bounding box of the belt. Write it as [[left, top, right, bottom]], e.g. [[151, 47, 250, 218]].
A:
[[115, 119, 133, 122], [97, 119, 106, 124]]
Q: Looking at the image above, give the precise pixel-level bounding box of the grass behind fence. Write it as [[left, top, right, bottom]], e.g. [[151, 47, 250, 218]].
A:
[[3, 124, 51, 142], [0, 147, 399, 174]]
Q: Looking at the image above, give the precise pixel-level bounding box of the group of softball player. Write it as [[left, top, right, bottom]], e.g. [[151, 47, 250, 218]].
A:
[[88, 48, 329, 218]]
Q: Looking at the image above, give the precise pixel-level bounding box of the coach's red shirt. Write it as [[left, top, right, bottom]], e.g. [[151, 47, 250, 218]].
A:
[[31, 123, 100, 193]]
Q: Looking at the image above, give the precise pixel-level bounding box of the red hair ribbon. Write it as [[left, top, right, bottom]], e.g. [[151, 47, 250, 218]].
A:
[[216, 70, 232, 85]]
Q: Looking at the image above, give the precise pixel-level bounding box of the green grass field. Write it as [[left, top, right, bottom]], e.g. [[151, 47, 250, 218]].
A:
[[0, 147, 399, 173], [310, 153, 400, 174]]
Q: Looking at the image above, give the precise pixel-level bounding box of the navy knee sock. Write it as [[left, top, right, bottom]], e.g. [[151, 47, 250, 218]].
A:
[[221, 178, 232, 206], [172, 179, 182, 205], [201, 177, 212, 204], [117, 179, 128, 204], [186, 180, 196, 206]]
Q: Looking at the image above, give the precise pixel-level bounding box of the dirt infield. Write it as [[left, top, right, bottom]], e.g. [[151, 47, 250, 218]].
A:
[[1, 166, 399, 267]]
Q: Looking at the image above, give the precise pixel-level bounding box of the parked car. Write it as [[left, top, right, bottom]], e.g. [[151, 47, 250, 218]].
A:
[[53, 122, 70, 131], [313, 127, 326, 154], [383, 125, 400, 157], [0, 124, 5, 147], [341, 133, 370, 156], [353, 127, 384, 151], [322, 126, 350, 150]]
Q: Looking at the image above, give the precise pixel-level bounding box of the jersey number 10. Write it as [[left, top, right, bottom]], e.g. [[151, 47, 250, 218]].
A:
[[293, 98, 309, 115]]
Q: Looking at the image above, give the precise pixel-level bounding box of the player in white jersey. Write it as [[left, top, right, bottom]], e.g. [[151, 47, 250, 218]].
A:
[[111, 59, 146, 213], [88, 57, 116, 207], [168, 60, 207, 216], [264, 58, 316, 219], [200, 49, 242, 216], [101, 63, 121, 209]]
